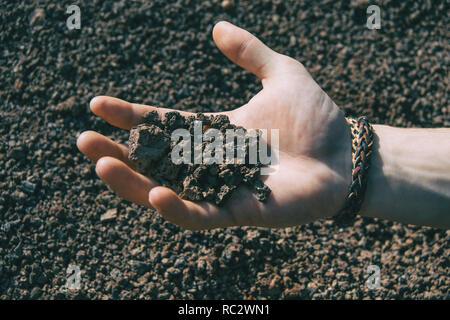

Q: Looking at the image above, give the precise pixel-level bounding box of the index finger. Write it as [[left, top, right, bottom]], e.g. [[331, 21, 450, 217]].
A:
[[90, 96, 194, 130]]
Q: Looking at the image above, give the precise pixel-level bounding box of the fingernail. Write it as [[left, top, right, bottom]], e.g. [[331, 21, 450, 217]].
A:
[[90, 96, 100, 107]]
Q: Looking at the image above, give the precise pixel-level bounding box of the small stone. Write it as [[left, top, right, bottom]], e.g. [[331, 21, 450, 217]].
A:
[[130, 246, 143, 256], [12, 190, 27, 201], [166, 267, 181, 278], [21, 181, 36, 194], [284, 283, 303, 299], [30, 8, 45, 26], [54, 96, 78, 115], [30, 287, 41, 299], [221, 243, 242, 264], [76, 250, 86, 260], [101, 209, 117, 222], [289, 35, 297, 46], [174, 257, 186, 268], [130, 261, 150, 275], [268, 275, 283, 296], [280, 268, 291, 277], [23, 214, 32, 225], [221, 0, 234, 10], [8, 146, 26, 160]]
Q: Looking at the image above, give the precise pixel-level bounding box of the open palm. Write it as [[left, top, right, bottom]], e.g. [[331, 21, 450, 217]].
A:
[[77, 21, 352, 230]]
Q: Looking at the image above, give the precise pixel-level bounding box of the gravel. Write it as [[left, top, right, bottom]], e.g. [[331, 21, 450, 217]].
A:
[[0, 0, 448, 299]]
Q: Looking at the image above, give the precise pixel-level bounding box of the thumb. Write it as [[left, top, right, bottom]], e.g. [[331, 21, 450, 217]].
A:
[[212, 21, 284, 80]]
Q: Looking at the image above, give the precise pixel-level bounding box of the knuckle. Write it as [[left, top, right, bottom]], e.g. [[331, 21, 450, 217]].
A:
[[280, 55, 305, 71], [235, 36, 255, 62]]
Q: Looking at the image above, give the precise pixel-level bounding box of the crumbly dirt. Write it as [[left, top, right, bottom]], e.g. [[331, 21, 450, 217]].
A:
[[0, 0, 448, 300], [128, 111, 271, 205]]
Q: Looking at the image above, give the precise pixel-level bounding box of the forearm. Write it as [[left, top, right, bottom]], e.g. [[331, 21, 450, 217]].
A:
[[360, 125, 450, 229]]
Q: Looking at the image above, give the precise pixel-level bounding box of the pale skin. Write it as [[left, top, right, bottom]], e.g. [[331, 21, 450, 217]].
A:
[[77, 21, 450, 230]]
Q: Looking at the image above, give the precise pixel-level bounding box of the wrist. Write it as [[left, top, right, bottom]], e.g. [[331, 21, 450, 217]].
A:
[[358, 124, 396, 218], [359, 125, 450, 228]]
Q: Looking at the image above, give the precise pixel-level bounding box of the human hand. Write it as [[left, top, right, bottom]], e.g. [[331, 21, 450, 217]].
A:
[[77, 21, 352, 230]]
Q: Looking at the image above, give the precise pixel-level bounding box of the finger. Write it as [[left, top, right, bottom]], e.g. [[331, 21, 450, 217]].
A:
[[149, 186, 235, 230], [77, 131, 135, 168], [90, 96, 194, 130], [212, 21, 285, 79], [96, 156, 156, 208]]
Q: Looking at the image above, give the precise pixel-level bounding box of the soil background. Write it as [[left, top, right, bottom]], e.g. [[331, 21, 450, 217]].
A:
[[0, 0, 448, 299]]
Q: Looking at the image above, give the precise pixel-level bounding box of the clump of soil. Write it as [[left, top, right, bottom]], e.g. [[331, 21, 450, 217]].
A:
[[128, 111, 271, 205]]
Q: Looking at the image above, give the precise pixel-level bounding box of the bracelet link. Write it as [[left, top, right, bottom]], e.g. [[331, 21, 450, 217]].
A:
[[334, 116, 374, 226]]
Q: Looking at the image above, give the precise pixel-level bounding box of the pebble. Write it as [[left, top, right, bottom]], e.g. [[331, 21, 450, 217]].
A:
[[221, 0, 234, 10], [130, 261, 150, 275], [29, 8, 45, 26], [21, 181, 36, 194], [101, 209, 117, 222], [30, 287, 41, 299]]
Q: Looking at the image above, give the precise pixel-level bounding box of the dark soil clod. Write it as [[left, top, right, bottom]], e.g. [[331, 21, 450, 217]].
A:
[[128, 111, 271, 205]]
